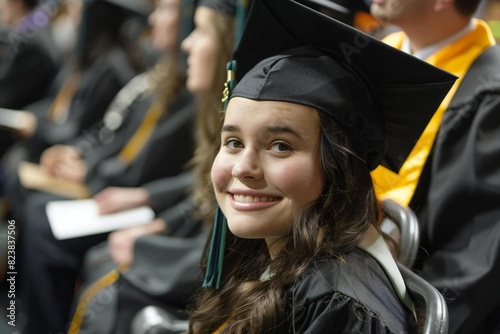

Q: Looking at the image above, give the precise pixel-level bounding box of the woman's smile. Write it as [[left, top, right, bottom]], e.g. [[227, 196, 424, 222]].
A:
[[229, 192, 282, 210]]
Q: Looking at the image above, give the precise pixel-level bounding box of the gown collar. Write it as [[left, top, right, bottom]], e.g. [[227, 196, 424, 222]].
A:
[[358, 225, 416, 316]]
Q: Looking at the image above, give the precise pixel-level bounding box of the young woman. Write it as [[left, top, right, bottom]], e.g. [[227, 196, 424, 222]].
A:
[[187, 0, 456, 333]]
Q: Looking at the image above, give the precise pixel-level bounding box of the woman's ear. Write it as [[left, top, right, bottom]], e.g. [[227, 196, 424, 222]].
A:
[[433, 0, 454, 13]]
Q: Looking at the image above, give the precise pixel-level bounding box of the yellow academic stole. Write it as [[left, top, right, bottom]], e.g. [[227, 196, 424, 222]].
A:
[[371, 20, 496, 206]]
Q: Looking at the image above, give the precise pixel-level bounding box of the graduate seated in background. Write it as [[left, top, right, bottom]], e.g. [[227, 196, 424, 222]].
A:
[[185, 0, 456, 332], [10, 0, 199, 332], [0, 0, 148, 171], [67, 1, 241, 332], [4, 0, 194, 219], [0, 0, 61, 157], [0, 0, 60, 108], [370, 0, 500, 333]]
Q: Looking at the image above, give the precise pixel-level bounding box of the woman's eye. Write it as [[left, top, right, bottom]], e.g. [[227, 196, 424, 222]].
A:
[[226, 139, 243, 149], [271, 142, 291, 153]]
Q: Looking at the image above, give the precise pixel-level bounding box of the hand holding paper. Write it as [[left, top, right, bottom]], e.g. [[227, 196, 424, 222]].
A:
[[46, 199, 156, 240], [18, 161, 90, 199]]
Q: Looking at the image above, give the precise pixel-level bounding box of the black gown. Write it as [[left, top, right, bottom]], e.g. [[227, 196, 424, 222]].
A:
[[272, 248, 416, 333], [15, 83, 197, 334], [0, 14, 60, 157], [410, 45, 500, 334]]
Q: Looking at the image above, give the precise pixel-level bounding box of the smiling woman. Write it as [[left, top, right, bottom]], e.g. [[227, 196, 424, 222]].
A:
[[212, 99, 323, 249], [186, 0, 457, 333]]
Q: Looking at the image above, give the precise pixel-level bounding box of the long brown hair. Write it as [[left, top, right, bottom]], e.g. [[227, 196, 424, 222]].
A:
[[190, 8, 235, 223], [149, 0, 188, 113], [189, 110, 382, 333]]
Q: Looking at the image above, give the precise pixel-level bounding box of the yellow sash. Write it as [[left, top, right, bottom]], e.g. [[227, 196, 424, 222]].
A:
[[68, 264, 128, 334], [371, 19, 496, 206], [48, 72, 81, 122], [118, 100, 164, 165]]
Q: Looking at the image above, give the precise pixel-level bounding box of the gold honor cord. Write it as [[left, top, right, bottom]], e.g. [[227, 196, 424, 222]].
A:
[[68, 264, 128, 334], [118, 100, 164, 165], [48, 72, 81, 122]]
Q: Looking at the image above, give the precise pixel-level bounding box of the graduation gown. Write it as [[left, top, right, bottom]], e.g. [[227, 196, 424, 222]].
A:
[[410, 45, 500, 334], [372, 20, 500, 334], [66, 172, 198, 334], [71, 196, 205, 334], [23, 47, 138, 161], [84, 86, 196, 193], [0, 16, 60, 109], [15, 84, 197, 334], [270, 248, 415, 334], [0, 16, 60, 157]]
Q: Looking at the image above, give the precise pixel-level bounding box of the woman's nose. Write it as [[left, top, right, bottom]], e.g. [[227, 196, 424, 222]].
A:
[[231, 149, 262, 180]]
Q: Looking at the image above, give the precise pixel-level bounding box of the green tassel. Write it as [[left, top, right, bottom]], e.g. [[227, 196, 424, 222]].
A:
[[203, 206, 228, 289], [221, 60, 238, 110]]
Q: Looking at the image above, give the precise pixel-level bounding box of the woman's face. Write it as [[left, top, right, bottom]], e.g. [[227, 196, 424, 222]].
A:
[[211, 97, 324, 252], [148, 0, 181, 51], [181, 7, 218, 93]]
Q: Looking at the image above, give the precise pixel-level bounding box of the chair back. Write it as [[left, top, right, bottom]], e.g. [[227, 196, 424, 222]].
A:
[[381, 199, 420, 267], [398, 264, 449, 334], [131, 306, 189, 334]]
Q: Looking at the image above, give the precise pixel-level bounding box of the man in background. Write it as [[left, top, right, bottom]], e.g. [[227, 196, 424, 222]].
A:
[[370, 0, 500, 333]]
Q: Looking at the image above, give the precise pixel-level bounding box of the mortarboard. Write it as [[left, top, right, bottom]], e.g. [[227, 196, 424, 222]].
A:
[[76, 0, 153, 65], [230, 0, 456, 172], [203, 0, 456, 289]]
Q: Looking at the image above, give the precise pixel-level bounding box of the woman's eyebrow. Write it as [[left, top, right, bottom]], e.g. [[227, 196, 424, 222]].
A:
[[266, 126, 303, 139], [221, 124, 239, 133], [221, 124, 303, 139]]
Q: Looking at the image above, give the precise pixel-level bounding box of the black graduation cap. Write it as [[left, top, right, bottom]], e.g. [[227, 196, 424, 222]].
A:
[[76, 0, 153, 65], [203, 0, 456, 290], [228, 0, 457, 173]]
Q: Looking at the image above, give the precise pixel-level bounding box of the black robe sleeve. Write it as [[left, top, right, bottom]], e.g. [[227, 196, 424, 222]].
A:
[[290, 293, 399, 334], [0, 26, 59, 109], [275, 250, 415, 334], [31, 48, 137, 150], [143, 170, 194, 213], [418, 70, 500, 333], [85, 88, 196, 194]]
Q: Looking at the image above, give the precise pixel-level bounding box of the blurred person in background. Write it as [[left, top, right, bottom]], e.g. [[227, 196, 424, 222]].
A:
[[370, 0, 500, 333], [14, 0, 198, 332], [0, 0, 146, 169], [0, 0, 60, 156], [68, 1, 240, 332]]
